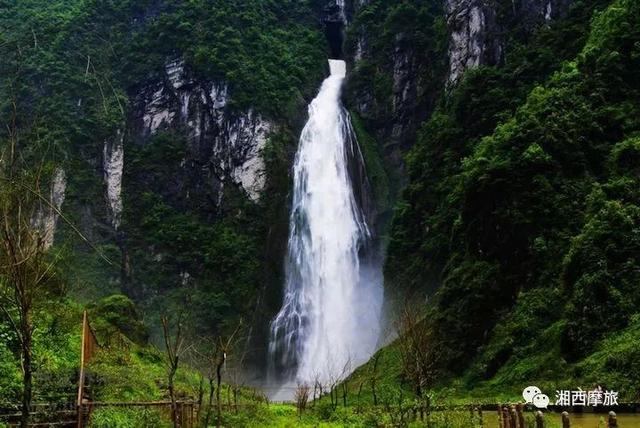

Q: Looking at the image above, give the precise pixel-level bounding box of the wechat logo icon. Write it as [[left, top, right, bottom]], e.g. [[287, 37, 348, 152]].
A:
[[523, 386, 549, 409]]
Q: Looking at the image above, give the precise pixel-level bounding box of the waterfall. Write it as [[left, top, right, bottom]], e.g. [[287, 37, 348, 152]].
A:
[[268, 60, 383, 393]]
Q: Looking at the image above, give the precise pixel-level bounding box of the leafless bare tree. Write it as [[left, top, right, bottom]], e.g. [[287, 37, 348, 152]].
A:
[[0, 174, 57, 428], [0, 92, 68, 427], [214, 319, 243, 427], [370, 352, 381, 406], [356, 378, 366, 413], [196, 342, 216, 428], [324, 355, 352, 410], [294, 383, 310, 416], [396, 300, 440, 420], [161, 315, 187, 428]]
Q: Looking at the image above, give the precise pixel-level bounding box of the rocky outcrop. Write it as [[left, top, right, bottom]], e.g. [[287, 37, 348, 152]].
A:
[[348, 31, 427, 151], [132, 58, 273, 203], [446, 0, 499, 85], [390, 32, 421, 148], [446, 0, 572, 84], [104, 130, 124, 230], [33, 168, 67, 249], [325, 0, 346, 23], [324, 0, 347, 58]]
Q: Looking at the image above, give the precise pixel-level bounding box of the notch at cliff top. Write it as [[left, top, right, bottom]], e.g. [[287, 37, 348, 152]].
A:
[[329, 59, 346, 77]]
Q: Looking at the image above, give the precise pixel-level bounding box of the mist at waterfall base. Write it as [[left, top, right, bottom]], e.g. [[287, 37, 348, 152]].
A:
[[266, 60, 383, 399]]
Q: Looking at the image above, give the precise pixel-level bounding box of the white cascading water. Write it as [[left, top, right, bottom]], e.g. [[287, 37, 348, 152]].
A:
[[268, 60, 383, 393]]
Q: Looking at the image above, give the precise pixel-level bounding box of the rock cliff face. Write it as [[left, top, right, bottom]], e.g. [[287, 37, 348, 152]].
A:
[[74, 56, 274, 248], [324, 0, 348, 57], [33, 168, 67, 249], [104, 130, 124, 230], [389, 32, 423, 149], [446, 0, 499, 85], [446, 0, 572, 84], [130, 58, 273, 204], [346, 1, 437, 155], [347, 0, 573, 150]]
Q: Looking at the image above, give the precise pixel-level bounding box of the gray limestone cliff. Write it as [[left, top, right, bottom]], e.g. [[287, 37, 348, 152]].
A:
[[446, 0, 572, 84], [346, 0, 573, 152], [104, 130, 124, 230], [131, 58, 273, 204], [33, 168, 67, 249]]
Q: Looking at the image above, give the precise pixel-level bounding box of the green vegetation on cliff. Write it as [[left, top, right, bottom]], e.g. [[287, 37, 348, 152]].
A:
[[1, 0, 639, 425], [383, 0, 640, 399], [1, 0, 328, 341]]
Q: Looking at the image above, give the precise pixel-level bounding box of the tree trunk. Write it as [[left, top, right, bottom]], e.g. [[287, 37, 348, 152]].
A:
[[195, 376, 204, 422], [216, 359, 223, 427], [342, 382, 347, 407], [233, 387, 238, 414], [357, 381, 364, 413], [203, 378, 214, 428], [168, 369, 178, 428], [20, 313, 32, 428], [371, 377, 377, 406]]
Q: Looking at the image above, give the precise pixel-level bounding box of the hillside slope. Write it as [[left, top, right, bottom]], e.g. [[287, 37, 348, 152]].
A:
[[353, 0, 640, 402]]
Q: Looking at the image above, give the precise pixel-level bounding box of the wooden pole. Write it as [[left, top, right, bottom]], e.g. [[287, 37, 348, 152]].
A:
[[516, 403, 525, 428], [535, 410, 544, 428], [76, 311, 88, 428], [608, 411, 618, 428], [509, 405, 517, 428], [562, 411, 570, 428], [502, 406, 511, 428]]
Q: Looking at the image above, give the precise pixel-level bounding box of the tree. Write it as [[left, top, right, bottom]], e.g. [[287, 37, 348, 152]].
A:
[[0, 75, 65, 427], [161, 315, 187, 428], [294, 383, 310, 417], [370, 352, 380, 406], [194, 339, 218, 428], [396, 301, 440, 420], [199, 319, 243, 428], [324, 355, 352, 411], [0, 168, 59, 428]]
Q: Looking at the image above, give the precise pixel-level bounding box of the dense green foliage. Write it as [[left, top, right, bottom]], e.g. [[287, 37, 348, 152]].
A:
[[2, 0, 640, 423], [0, 0, 326, 423], [0, 300, 80, 406], [385, 0, 640, 397], [1, 0, 328, 342], [346, 0, 447, 134]]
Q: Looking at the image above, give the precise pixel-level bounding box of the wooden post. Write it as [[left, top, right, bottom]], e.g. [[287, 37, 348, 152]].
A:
[[608, 411, 618, 428], [510, 405, 517, 428], [516, 403, 525, 428], [477, 406, 483, 426], [75, 310, 100, 428], [498, 405, 504, 428], [502, 406, 511, 428], [562, 411, 570, 428], [76, 311, 88, 428], [535, 410, 544, 428]]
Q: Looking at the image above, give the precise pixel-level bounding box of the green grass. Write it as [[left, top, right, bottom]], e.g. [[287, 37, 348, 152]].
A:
[[89, 407, 172, 428]]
